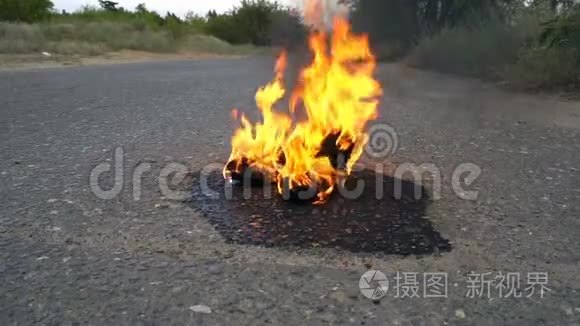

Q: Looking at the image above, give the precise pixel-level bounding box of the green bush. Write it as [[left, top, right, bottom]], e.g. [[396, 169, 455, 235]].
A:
[[51, 5, 166, 32], [185, 12, 208, 33], [0, 21, 176, 54], [407, 20, 531, 78], [205, 14, 245, 44], [348, 0, 420, 51], [205, 0, 304, 46], [406, 3, 580, 91], [0, 19, 270, 56], [0, 0, 302, 57], [346, 0, 519, 54], [502, 47, 579, 89], [0, 22, 44, 53], [232, 0, 277, 46], [268, 7, 307, 48]]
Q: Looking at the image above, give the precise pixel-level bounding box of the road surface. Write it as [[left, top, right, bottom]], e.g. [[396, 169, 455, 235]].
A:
[[1, 57, 579, 325]]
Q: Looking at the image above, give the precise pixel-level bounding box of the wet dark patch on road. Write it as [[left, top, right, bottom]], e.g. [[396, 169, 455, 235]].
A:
[[188, 169, 451, 255]]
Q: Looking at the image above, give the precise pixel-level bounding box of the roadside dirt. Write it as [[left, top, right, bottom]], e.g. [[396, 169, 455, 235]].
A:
[[0, 50, 243, 71]]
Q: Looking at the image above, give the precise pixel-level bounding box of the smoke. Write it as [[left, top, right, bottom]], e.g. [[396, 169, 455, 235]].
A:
[[289, 0, 349, 29]]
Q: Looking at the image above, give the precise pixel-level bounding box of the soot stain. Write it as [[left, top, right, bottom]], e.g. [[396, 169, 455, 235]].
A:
[[188, 169, 451, 255]]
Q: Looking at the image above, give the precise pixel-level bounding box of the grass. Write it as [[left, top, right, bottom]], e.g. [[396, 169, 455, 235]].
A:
[[500, 47, 579, 90], [406, 21, 533, 78], [0, 21, 264, 58], [405, 13, 580, 91], [178, 34, 270, 55]]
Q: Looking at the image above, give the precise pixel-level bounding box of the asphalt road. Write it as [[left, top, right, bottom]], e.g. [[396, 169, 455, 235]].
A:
[[1, 57, 579, 325]]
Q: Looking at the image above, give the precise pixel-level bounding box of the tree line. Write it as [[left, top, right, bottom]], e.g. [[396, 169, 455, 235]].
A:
[[341, 0, 578, 89], [0, 0, 306, 46], [343, 0, 579, 49]]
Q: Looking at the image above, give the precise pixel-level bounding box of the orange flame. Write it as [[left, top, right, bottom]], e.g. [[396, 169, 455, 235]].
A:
[[224, 15, 382, 203], [224, 51, 291, 181]]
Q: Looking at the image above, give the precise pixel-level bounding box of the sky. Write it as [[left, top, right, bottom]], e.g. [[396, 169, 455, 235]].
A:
[[52, 0, 297, 16]]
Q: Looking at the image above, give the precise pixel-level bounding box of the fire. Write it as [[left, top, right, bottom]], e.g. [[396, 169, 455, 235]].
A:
[[224, 15, 382, 203], [224, 51, 291, 183]]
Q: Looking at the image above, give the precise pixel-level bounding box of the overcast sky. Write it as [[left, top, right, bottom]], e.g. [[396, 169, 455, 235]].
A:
[[52, 0, 297, 16]]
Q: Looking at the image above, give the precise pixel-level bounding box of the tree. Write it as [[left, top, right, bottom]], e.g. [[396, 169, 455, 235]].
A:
[[0, 0, 54, 22], [204, 0, 306, 46], [541, 4, 580, 52], [207, 10, 218, 19], [537, 0, 577, 12], [269, 6, 307, 48], [164, 11, 187, 39], [234, 0, 279, 45], [135, 3, 147, 14], [186, 11, 208, 33], [206, 0, 278, 45], [98, 0, 119, 12], [345, 0, 420, 47], [345, 0, 515, 47]]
